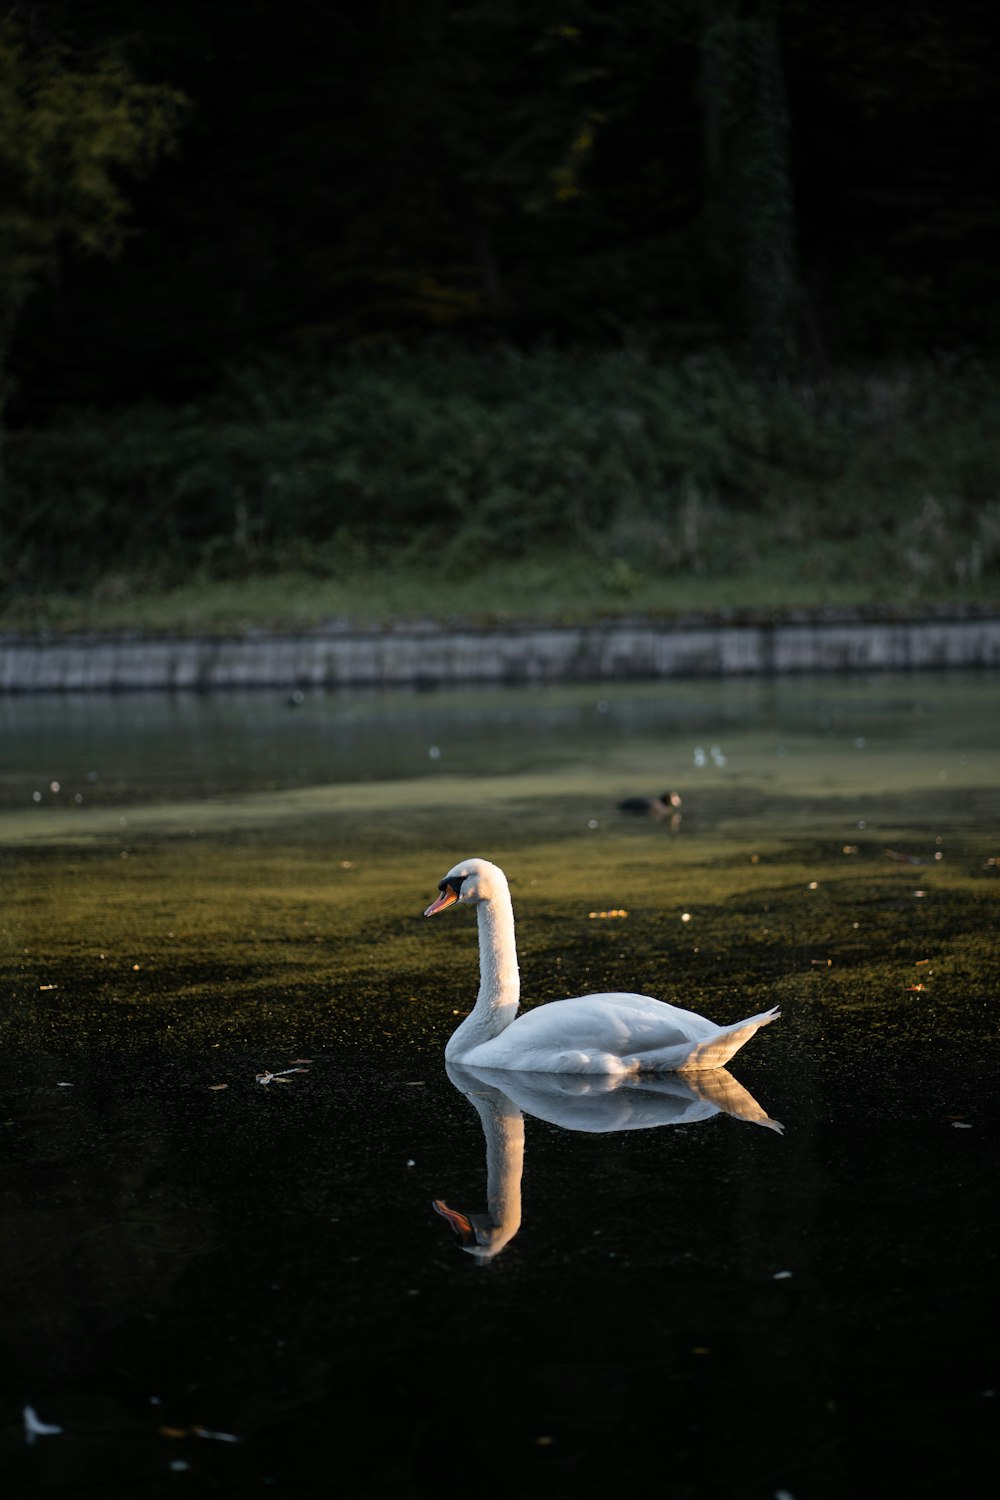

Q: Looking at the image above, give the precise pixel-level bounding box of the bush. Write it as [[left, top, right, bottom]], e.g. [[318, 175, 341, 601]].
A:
[[2, 346, 998, 594]]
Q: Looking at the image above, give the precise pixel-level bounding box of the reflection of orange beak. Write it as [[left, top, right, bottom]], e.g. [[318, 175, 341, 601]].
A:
[[433, 1199, 475, 1244], [424, 887, 459, 916]]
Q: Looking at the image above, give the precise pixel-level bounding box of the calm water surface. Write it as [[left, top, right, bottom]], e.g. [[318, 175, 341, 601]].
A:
[[1, 672, 997, 1498]]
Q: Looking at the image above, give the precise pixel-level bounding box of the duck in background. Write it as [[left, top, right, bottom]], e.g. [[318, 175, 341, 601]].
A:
[[617, 789, 682, 827]]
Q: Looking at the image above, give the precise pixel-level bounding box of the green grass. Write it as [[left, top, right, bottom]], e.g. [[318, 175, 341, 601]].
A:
[[3, 347, 999, 632], [3, 544, 997, 636]]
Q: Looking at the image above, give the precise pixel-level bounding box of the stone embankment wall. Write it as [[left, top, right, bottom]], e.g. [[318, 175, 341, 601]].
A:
[[3, 611, 999, 690]]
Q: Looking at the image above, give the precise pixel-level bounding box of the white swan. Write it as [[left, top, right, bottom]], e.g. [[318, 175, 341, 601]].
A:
[[434, 1061, 781, 1259], [424, 857, 779, 1074], [433, 1067, 525, 1261], [449, 1059, 783, 1134]]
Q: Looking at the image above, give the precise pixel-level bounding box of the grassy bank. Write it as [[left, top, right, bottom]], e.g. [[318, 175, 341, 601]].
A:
[[2, 348, 998, 632], [3, 549, 998, 636]]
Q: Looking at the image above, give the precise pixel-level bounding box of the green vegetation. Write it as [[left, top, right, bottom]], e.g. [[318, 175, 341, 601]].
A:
[[4, 669, 996, 1054], [0, 19, 186, 376], [3, 775, 997, 1056], [0, 9, 996, 636], [9, 0, 1000, 412], [3, 349, 998, 632]]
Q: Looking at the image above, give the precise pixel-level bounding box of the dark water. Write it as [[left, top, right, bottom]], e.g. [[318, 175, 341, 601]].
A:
[[1, 673, 998, 1497], [2, 669, 997, 808]]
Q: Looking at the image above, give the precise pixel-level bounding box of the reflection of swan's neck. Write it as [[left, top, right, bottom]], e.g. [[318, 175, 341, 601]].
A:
[[445, 887, 520, 1061], [463, 1086, 524, 1260]]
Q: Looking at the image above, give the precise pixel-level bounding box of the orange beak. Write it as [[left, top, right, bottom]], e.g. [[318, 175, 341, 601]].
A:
[[424, 886, 459, 917], [433, 1199, 476, 1243]]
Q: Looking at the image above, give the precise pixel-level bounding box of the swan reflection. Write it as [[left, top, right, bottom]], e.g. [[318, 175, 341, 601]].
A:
[[434, 1061, 782, 1260]]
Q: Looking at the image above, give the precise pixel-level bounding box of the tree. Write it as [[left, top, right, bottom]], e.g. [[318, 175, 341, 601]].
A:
[[699, 0, 798, 374], [0, 17, 187, 395]]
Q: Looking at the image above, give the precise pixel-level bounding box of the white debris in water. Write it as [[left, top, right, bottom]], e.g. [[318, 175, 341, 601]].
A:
[[23, 1406, 63, 1444], [256, 1066, 308, 1085]]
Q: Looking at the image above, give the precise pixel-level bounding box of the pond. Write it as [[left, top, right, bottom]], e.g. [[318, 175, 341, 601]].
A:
[[1, 671, 998, 1498]]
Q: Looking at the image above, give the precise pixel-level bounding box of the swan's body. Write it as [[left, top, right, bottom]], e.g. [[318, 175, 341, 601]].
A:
[[447, 1060, 783, 1134], [434, 1060, 780, 1259], [424, 858, 778, 1075]]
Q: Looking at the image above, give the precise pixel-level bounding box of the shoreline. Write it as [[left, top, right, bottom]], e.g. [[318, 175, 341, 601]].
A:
[[2, 605, 999, 690]]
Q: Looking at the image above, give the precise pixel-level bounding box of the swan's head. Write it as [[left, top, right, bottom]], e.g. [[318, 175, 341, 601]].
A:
[[432, 1198, 517, 1261], [423, 857, 505, 916]]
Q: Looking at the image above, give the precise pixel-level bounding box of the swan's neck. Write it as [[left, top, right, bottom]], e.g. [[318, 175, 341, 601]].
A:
[[445, 888, 520, 1060], [464, 1087, 524, 1259]]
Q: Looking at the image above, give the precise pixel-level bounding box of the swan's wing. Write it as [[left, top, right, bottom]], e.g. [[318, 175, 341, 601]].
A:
[[460, 993, 719, 1073], [679, 1068, 784, 1132], [450, 1062, 781, 1133], [674, 1005, 780, 1070], [455, 1063, 718, 1130], [458, 997, 779, 1074], [519, 993, 716, 1048]]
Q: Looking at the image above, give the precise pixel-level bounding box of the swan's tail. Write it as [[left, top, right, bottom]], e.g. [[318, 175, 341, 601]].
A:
[[677, 1006, 780, 1072], [682, 1066, 783, 1132]]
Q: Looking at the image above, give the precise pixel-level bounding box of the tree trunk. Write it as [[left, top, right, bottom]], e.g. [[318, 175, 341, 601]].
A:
[[699, 0, 798, 375]]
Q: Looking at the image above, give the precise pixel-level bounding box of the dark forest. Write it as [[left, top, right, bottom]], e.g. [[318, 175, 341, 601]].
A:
[[2, 0, 998, 607]]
